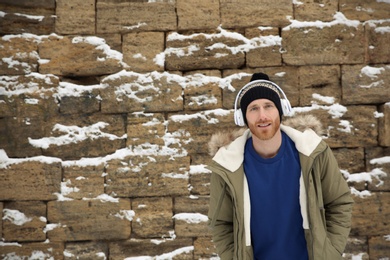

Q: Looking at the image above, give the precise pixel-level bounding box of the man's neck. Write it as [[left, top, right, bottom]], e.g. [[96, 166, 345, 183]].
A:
[[252, 130, 282, 159]]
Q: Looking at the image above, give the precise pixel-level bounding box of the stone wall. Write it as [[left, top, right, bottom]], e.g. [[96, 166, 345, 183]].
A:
[[0, 0, 389, 259]]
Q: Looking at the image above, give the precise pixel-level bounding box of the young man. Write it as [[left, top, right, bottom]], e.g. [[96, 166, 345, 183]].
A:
[[207, 73, 353, 260]]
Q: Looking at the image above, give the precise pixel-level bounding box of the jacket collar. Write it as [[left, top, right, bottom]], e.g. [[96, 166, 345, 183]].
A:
[[212, 125, 323, 173]]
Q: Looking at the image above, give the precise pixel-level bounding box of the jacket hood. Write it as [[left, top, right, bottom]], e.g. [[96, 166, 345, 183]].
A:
[[208, 114, 324, 157]]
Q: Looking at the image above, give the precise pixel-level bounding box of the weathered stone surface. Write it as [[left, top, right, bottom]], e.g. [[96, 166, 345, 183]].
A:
[[0, 161, 61, 201], [109, 238, 193, 260], [106, 156, 190, 197], [344, 237, 368, 260], [96, 0, 177, 33], [132, 197, 173, 238], [62, 164, 105, 199], [378, 103, 390, 147], [298, 65, 341, 106], [0, 36, 39, 75], [342, 64, 390, 105], [295, 105, 378, 148], [0, 242, 64, 260], [64, 241, 108, 259], [174, 213, 209, 237], [39, 36, 123, 77], [165, 30, 245, 71], [55, 0, 95, 35], [190, 170, 211, 196], [282, 24, 365, 66], [365, 147, 390, 192], [47, 199, 131, 241], [184, 80, 222, 111], [351, 192, 390, 236], [220, 0, 292, 28], [194, 237, 217, 259], [340, 0, 390, 21], [33, 114, 126, 160], [127, 113, 165, 147], [334, 148, 366, 173], [294, 0, 337, 22], [174, 196, 209, 215], [100, 71, 183, 113], [368, 235, 390, 260], [246, 28, 282, 68], [123, 32, 165, 72], [366, 21, 390, 64], [96, 33, 122, 52], [176, 0, 220, 30], [0, 0, 55, 35], [2, 201, 46, 242]]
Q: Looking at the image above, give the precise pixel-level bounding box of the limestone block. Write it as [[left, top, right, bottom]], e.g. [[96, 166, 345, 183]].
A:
[[55, 0, 95, 34], [176, 0, 220, 30], [365, 147, 390, 192], [344, 237, 368, 260], [184, 81, 222, 111], [105, 156, 191, 197], [333, 147, 365, 173], [64, 241, 108, 259], [220, 0, 292, 28], [0, 242, 64, 260], [0, 36, 39, 75], [0, 0, 55, 35], [0, 117, 49, 157], [33, 114, 126, 160], [174, 196, 210, 215], [100, 71, 183, 113], [245, 27, 282, 68], [194, 237, 217, 259], [0, 73, 59, 118], [366, 21, 390, 64], [59, 90, 100, 115], [109, 238, 193, 260], [282, 23, 365, 66], [0, 161, 61, 200], [351, 192, 390, 236], [2, 201, 46, 242], [96, 33, 122, 52], [174, 213, 209, 237], [127, 113, 165, 147], [39, 36, 123, 77], [168, 110, 235, 154], [123, 32, 165, 73], [340, 0, 390, 21], [379, 103, 390, 147], [96, 0, 176, 33], [189, 169, 211, 196], [368, 236, 390, 260], [165, 30, 245, 71], [62, 164, 105, 199], [298, 65, 341, 106], [132, 197, 173, 238], [294, 0, 337, 22], [47, 199, 131, 241], [294, 105, 378, 148], [342, 64, 390, 105]]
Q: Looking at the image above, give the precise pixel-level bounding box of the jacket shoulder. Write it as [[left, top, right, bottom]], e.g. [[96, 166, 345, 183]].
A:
[[208, 128, 246, 157]]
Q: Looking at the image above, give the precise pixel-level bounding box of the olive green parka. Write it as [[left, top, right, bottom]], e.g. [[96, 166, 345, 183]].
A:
[[207, 115, 353, 260]]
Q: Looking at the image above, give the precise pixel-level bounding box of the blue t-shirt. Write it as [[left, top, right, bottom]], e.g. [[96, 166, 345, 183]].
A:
[[244, 132, 308, 260]]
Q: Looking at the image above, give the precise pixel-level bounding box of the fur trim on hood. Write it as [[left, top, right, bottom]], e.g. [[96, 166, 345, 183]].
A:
[[208, 114, 324, 157]]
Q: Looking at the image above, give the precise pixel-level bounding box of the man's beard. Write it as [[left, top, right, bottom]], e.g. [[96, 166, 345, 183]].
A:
[[248, 117, 281, 141]]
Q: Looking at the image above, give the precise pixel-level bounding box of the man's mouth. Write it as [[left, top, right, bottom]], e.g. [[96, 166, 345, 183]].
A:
[[257, 123, 271, 128]]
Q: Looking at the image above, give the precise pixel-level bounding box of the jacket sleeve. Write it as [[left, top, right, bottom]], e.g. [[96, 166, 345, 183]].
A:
[[319, 146, 354, 254], [208, 171, 234, 260]]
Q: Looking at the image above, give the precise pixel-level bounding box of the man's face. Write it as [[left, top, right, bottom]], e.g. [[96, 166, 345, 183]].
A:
[[245, 99, 281, 141]]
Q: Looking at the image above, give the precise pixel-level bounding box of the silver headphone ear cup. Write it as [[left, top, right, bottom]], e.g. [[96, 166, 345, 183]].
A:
[[281, 99, 292, 116], [234, 109, 245, 126]]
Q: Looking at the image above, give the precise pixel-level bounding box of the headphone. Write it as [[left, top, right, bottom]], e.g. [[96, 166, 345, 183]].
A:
[[233, 79, 293, 126]]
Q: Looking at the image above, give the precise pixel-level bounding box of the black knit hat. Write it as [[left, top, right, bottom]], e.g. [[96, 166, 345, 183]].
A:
[[240, 73, 283, 125]]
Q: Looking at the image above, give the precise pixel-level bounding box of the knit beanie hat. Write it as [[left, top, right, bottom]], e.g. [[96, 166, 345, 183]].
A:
[[239, 73, 283, 125]]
